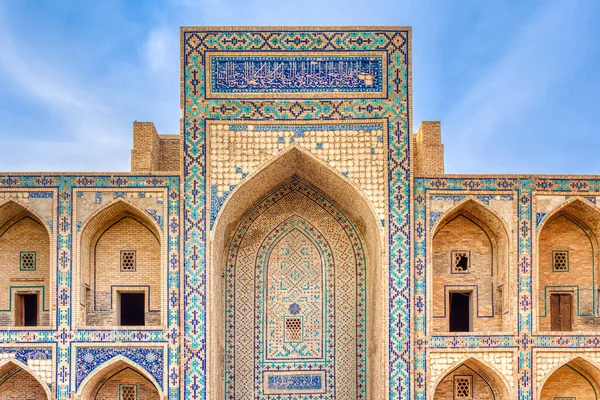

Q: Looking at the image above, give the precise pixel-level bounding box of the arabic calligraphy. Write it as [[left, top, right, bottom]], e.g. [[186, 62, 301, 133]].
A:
[[209, 55, 384, 95]]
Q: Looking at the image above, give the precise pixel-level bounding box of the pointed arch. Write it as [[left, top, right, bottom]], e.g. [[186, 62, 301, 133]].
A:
[[536, 197, 600, 332], [538, 355, 600, 399], [0, 358, 51, 400], [76, 355, 163, 399], [431, 357, 511, 400], [430, 196, 511, 333], [432, 196, 510, 244], [75, 197, 165, 327], [538, 196, 600, 235], [0, 198, 52, 237], [0, 198, 54, 328], [208, 145, 384, 399]]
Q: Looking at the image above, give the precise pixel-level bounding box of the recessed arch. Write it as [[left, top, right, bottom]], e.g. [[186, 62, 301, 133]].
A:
[[75, 198, 164, 327], [0, 358, 51, 400], [538, 356, 600, 400], [76, 355, 163, 400], [536, 197, 600, 332], [431, 357, 511, 400], [208, 145, 385, 399], [430, 197, 511, 333], [0, 198, 54, 328]]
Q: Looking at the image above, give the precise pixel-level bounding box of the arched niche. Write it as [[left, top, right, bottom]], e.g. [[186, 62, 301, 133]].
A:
[[536, 197, 600, 332], [0, 358, 51, 399], [75, 198, 164, 328], [0, 199, 53, 328], [76, 356, 162, 400], [432, 357, 511, 400], [430, 198, 511, 333], [539, 356, 600, 400], [209, 145, 385, 399]]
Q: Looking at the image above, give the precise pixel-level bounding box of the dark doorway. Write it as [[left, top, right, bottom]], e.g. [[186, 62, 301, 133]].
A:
[[551, 293, 572, 331], [15, 293, 38, 327], [119, 293, 145, 326], [449, 292, 471, 332]]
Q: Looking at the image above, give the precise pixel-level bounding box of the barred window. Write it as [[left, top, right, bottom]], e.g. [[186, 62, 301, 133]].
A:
[[553, 251, 569, 272], [285, 317, 302, 342], [454, 375, 472, 399], [120, 250, 136, 272], [20, 251, 36, 271], [451, 251, 470, 273], [120, 384, 137, 400]]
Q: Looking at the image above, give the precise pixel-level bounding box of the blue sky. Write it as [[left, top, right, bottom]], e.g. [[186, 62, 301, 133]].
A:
[[0, 0, 599, 174]]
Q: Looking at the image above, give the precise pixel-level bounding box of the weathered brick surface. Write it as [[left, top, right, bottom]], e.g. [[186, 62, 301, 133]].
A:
[[0, 369, 48, 399], [540, 365, 597, 400]]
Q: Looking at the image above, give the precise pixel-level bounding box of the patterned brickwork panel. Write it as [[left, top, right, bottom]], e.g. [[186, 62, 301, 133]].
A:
[[225, 179, 366, 399], [120, 250, 136, 272], [454, 375, 472, 399], [553, 251, 569, 272], [451, 250, 470, 273], [120, 384, 137, 400], [20, 251, 36, 271], [208, 121, 387, 227]]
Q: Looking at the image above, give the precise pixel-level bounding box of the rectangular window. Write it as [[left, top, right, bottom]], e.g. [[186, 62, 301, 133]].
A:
[[15, 293, 38, 327], [454, 375, 473, 399], [451, 251, 470, 273], [284, 317, 303, 342], [449, 292, 471, 332], [553, 250, 569, 272], [118, 292, 145, 326], [551, 293, 572, 331], [120, 250, 136, 272], [20, 251, 36, 271], [119, 384, 137, 400]]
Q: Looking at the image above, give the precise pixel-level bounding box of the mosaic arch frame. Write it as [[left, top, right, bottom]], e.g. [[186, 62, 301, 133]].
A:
[[0, 174, 180, 400], [182, 26, 412, 398], [415, 176, 600, 400]]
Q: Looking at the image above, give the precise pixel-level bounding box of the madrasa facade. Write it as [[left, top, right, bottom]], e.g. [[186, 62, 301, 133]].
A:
[[0, 26, 598, 400]]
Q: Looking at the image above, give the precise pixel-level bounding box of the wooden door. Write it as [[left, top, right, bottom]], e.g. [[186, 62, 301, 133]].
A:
[[551, 293, 572, 331], [14, 294, 24, 326]]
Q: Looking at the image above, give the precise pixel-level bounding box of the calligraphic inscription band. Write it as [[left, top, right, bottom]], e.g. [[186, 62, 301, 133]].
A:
[[263, 371, 327, 394], [205, 51, 387, 98]]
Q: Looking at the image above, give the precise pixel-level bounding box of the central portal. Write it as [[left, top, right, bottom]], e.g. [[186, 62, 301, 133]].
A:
[[224, 179, 367, 398]]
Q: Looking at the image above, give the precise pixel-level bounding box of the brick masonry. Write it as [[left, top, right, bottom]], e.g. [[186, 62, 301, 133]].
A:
[[0, 26, 597, 400]]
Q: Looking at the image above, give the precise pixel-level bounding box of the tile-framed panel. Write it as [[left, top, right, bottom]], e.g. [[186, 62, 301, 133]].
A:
[[182, 26, 412, 399], [0, 174, 180, 400]]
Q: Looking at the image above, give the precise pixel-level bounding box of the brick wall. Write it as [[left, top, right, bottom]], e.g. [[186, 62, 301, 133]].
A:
[[538, 214, 600, 331], [86, 216, 161, 327], [432, 214, 503, 332], [540, 365, 597, 400], [0, 369, 48, 399], [131, 122, 180, 172], [414, 121, 444, 176], [433, 364, 495, 400], [158, 135, 180, 171], [0, 217, 50, 327]]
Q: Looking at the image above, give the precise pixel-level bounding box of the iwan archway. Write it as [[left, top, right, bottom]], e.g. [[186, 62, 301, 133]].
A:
[[209, 146, 386, 399]]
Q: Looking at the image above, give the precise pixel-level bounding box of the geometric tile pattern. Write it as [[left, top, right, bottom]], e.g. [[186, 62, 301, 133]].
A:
[[75, 346, 163, 390], [415, 177, 600, 400], [224, 179, 366, 399], [208, 121, 387, 227], [0, 175, 179, 400], [183, 27, 410, 399]]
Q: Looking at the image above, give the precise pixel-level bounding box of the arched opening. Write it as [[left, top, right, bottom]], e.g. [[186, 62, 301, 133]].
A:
[[537, 198, 600, 332], [539, 357, 600, 400], [0, 359, 51, 399], [432, 357, 510, 400], [76, 199, 163, 327], [209, 145, 384, 399], [431, 198, 510, 333], [0, 199, 52, 328], [77, 357, 162, 400]]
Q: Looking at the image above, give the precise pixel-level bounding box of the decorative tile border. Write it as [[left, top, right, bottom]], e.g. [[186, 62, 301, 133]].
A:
[[183, 27, 411, 399]]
